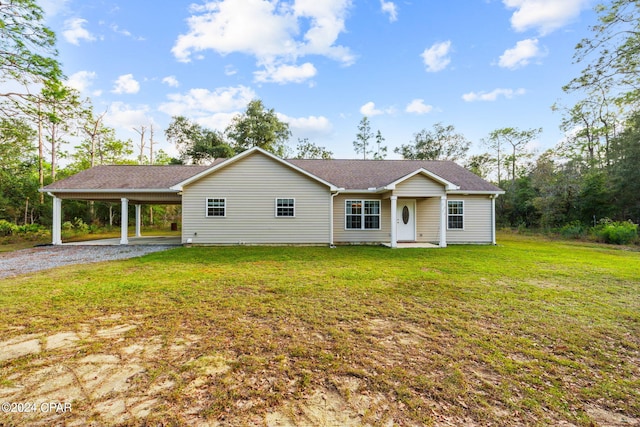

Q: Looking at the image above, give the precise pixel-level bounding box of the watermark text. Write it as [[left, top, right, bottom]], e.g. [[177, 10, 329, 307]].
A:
[[1, 401, 71, 414]]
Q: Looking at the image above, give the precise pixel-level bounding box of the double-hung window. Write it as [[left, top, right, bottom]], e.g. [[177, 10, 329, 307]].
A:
[[447, 200, 464, 229], [275, 198, 295, 217], [206, 198, 226, 217], [345, 200, 380, 230]]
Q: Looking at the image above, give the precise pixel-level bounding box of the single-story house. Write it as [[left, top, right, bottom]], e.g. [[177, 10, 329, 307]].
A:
[[42, 147, 504, 247]]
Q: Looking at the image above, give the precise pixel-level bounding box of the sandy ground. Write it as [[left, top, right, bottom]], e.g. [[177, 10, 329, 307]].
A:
[[1, 315, 638, 426]]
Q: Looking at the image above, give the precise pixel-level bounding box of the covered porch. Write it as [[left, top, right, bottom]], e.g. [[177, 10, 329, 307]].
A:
[[47, 191, 182, 246], [388, 195, 449, 249]]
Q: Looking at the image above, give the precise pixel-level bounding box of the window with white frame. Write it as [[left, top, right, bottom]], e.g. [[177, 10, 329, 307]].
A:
[[275, 198, 295, 217], [206, 198, 226, 217], [448, 200, 464, 229], [345, 200, 380, 230]]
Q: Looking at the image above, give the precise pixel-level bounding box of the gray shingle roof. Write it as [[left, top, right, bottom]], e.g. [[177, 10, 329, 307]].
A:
[[288, 159, 502, 192], [44, 156, 502, 193], [43, 164, 213, 190]]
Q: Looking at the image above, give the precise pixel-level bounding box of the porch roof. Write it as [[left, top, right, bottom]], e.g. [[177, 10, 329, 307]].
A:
[[43, 164, 216, 191]]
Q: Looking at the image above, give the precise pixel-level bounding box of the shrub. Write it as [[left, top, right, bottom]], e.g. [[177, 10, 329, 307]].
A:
[[591, 219, 638, 245], [16, 224, 43, 234], [73, 217, 89, 233], [0, 221, 49, 242], [0, 220, 17, 236], [559, 220, 586, 239]]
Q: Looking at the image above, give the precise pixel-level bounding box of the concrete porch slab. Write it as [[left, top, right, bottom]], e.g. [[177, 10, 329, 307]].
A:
[[382, 242, 440, 248]]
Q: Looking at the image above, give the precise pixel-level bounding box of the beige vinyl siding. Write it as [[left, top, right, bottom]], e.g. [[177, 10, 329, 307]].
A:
[[415, 198, 441, 242], [394, 174, 445, 197], [413, 195, 493, 244], [181, 152, 330, 244], [446, 195, 493, 243], [333, 194, 390, 243]]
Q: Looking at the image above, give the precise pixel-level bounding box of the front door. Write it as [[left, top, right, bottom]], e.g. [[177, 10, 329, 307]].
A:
[[396, 200, 416, 241]]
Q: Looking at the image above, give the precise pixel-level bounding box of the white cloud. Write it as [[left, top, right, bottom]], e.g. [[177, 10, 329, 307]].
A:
[[254, 62, 317, 84], [421, 41, 452, 72], [293, 0, 354, 62], [62, 18, 96, 45], [195, 112, 241, 131], [405, 99, 433, 114], [171, 0, 354, 83], [380, 0, 398, 22], [503, 0, 591, 35], [277, 113, 333, 134], [172, 0, 297, 62], [462, 88, 526, 102], [103, 102, 153, 130], [112, 74, 140, 94], [360, 101, 383, 116], [67, 71, 97, 93], [110, 24, 132, 37], [40, 0, 71, 19], [498, 38, 545, 69], [158, 85, 257, 124], [162, 76, 180, 87]]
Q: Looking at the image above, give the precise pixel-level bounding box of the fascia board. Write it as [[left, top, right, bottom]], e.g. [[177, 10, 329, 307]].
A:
[[337, 188, 388, 194], [447, 190, 506, 195], [41, 188, 180, 193]]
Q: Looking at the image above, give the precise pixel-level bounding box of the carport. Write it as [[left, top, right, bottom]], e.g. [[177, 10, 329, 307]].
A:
[[40, 164, 213, 245]]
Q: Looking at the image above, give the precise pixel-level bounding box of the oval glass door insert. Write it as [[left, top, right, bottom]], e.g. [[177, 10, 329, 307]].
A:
[[402, 205, 410, 224]]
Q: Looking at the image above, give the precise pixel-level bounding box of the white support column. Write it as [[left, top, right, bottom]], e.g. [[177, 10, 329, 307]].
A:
[[52, 196, 62, 245], [439, 195, 447, 248], [390, 195, 398, 248], [135, 204, 142, 237], [120, 198, 129, 245]]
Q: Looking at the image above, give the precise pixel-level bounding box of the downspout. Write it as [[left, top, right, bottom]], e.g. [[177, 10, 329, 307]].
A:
[[330, 189, 342, 248]]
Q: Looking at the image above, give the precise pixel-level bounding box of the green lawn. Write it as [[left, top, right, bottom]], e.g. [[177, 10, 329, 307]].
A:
[[1, 233, 639, 426]]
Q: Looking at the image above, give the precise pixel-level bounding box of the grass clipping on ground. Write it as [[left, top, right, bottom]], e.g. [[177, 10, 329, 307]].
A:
[[0, 233, 639, 426]]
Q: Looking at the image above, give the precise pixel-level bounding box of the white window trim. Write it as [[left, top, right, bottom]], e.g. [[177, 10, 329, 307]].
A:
[[447, 200, 464, 230], [275, 198, 296, 218], [206, 197, 226, 218], [344, 199, 381, 230]]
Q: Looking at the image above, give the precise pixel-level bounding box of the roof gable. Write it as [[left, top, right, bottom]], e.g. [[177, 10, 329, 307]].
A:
[[171, 147, 338, 191], [386, 168, 459, 191]]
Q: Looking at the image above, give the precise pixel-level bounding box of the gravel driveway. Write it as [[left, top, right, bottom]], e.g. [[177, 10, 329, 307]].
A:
[[0, 245, 175, 279]]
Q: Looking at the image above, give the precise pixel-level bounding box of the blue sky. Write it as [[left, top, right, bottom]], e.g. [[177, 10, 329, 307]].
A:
[[41, 0, 597, 161]]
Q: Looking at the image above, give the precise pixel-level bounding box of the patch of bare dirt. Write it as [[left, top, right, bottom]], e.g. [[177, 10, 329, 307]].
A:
[[1, 315, 638, 426], [585, 405, 640, 427]]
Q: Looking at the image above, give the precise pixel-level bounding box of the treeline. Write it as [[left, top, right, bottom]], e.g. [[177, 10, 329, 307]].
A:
[[0, 0, 144, 227], [498, 0, 640, 232]]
